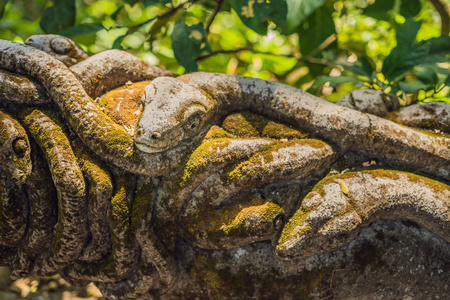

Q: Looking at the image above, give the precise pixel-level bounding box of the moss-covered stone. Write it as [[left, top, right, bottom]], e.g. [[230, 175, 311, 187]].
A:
[[222, 111, 308, 140]]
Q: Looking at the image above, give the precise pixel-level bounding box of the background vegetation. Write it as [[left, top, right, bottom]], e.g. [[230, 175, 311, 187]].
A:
[[0, 0, 449, 104]]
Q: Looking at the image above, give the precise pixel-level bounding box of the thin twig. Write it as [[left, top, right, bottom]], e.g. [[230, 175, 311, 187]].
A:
[[428, 0, 450, 35], [196, 47, 335, 67], [205, 0, 224, 35], [307, 34, 337, 58], [114, 0, 199, 31], [196, 47, 253, 60]]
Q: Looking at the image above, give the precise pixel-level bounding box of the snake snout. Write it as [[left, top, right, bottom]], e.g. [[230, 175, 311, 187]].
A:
[[135, 128, 161, 140]]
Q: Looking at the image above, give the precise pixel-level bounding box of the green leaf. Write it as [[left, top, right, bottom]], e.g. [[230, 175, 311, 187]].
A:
[[400, 0, 421, 17], [113, 34, 127, 50], [398, 80, 430, 93], [445, 75, 450, 86], [362, 0, 394, 21], [413, 66, 439, 85], [308, 75, 365, 93], [124, 0, 140, 5], [40, 0, 76, 34], [424, 54, 447, 64], [147, 9, 180, 43], [111, 5, 124, 20], [282, 0, 326, 34], [360, 55, 376, 77], [382, 42, 430, 81], [435, 67, 450, 76], [396, 18, 421, 46], [60, 23, 105, 37], [0, 0, 9, 20], [231, 0, 287, 35], [426, 36, 450, 55], [171, 20, 211, 72], [144, 0, 171, 6], [338, 56, 375, 79], [297, 5, 336, 57]]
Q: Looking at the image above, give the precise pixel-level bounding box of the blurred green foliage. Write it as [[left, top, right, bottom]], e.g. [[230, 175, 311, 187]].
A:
[[0, 0, 449, 104]]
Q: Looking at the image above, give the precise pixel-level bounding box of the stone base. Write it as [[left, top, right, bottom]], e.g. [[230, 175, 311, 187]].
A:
[[162, 219, 450, 299]]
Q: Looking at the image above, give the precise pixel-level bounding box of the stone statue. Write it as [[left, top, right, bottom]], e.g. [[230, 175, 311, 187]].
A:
[[0, 35, 448, 299]]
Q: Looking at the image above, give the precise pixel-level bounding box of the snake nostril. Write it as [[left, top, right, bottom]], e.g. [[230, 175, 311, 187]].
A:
[[135, 128, 144, 137], [151, 132, 161, 140]]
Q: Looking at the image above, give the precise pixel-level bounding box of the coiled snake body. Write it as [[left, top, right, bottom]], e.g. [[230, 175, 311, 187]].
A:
[[0, 37, 449, 299]]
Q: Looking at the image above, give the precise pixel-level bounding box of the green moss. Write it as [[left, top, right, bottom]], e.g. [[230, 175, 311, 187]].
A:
[[20, 109, 84, 191], [219, 202, 283, 235], [73, 143, 112, 194], [131, 181, 154, 231], [204, 125, 233, 140], [225, 139, 327, 182], [179, 138, 232, 186], [279, 168, 449, 249], [222, 111, 308, 139], [277, 202, 318, 250], [361, 169, 449, 195], [110, 176, 131, 230], [63, 91, 138, 163], [222, 112, 259, 137]]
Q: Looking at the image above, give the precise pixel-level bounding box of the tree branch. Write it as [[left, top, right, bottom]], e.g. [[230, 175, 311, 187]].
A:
[[196, 47, 335, 67], [428, 0, 450, 35], [307, 34, 337, 58], [205, 0, 224, 35], [114, 0, 199, 31]]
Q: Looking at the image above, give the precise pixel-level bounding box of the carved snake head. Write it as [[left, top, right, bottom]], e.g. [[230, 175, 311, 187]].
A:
[[0, 110, 32, 184], [134, 77, 215, 153], [25, 34, 89, 67]]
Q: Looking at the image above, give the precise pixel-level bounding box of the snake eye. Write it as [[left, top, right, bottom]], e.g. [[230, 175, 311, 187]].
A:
[[184, 115, 201, 133], [12, 138, 28, 157]]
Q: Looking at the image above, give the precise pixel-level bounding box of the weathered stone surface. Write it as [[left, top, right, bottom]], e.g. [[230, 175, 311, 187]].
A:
[[276, 170, 449, 259], [388, 102, 450, 133], [25, 34, 89, 67], [164, 219, 449, 299], [337, 89, 400, 117], [0, 36, 448, 299]]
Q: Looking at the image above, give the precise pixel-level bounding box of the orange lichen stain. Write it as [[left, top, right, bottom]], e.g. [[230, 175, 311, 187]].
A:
[[98, 81, 150, 128]]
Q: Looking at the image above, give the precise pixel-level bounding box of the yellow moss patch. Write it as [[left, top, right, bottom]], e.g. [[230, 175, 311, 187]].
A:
[[225, 139, 326, 182], [184, 194, 283, 244], [222, 111, 308, 139], [110, 176, 131, 230], [179, 138, 232, 186], [204, 125, 233, 140], [222, 112, 259, 137], [220, 202, 283, 235], [277, 202, 317, 250]]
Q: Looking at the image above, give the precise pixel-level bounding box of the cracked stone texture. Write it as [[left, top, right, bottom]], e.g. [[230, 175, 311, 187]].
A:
[[163, 219, 449, 300]]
